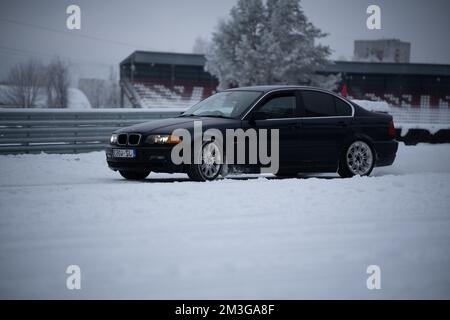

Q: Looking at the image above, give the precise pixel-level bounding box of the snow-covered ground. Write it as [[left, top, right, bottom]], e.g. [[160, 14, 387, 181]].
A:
[[0, 143, 449, 299]]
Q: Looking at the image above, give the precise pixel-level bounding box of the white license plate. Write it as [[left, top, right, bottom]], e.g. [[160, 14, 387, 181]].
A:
[[113, 149, 136, 158]]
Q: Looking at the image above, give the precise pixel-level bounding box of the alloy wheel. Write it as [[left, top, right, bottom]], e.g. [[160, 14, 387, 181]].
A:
[[346, 141, 373, 176]]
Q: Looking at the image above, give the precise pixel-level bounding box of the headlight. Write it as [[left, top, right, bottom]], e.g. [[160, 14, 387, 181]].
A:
[[145, 134, 181, 144], [110, 134, 118, 144]]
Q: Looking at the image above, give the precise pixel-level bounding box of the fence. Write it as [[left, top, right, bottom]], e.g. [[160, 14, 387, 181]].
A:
[[0, 107, 449, 155], [0, 109, 184, 154]]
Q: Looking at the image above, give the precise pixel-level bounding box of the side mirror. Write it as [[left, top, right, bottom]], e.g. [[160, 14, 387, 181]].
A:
[[246, 113, 254, 124], [247, 113, 259, 125]]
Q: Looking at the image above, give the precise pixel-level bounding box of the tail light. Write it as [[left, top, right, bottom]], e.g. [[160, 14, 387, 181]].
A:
[[388, 120, 396, 139]]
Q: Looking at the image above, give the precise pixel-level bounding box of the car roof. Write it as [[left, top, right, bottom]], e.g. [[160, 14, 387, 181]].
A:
[[224, 85, 327, 93]]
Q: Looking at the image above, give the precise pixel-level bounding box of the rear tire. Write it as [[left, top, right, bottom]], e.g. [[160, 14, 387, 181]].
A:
[[119, 170, 151, 180], [338, 140, 375, 178]]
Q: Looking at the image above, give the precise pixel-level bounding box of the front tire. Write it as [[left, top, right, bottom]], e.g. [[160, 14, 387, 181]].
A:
[[187, 141, 223, 181], [338, 140, 375, 178], [119, 170, 151, 180], [274, 170, 298, 178]]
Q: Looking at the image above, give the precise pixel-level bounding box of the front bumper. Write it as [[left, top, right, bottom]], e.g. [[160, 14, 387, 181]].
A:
[[105, 146, 182, 172], [373, 140, 399, 167]]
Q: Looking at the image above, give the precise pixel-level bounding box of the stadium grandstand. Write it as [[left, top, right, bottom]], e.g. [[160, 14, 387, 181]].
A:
[[119, 51, 450, 109], [119, 51, 217, 108], [325, 61, 450, 109]]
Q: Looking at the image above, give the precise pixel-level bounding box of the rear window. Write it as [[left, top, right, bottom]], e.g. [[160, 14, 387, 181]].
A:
[[301, 91, 336, 117], [335, 98, 352, 116]]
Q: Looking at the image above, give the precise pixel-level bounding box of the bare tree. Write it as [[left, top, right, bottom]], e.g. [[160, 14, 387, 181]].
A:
[[106, 67, 120, 107], [45, 57, 70, 108], [1, 59, 44, 107]]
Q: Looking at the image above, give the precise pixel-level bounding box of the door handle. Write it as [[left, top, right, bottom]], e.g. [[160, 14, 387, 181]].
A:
[[337, 121, 348, 127]]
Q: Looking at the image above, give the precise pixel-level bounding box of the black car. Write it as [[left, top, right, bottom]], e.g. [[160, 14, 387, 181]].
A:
[[106, 86, 398, 181]]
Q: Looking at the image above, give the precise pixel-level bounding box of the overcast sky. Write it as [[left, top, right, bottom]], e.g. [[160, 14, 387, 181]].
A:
[[0, 0, 449, 81]]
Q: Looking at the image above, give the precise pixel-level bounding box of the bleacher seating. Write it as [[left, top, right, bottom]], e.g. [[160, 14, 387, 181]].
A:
[[131, 81, 216, 108], [130, 81, 450, 109]]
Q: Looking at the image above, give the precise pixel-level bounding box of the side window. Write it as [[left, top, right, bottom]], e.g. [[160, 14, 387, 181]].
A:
[[253, 93, 296, 120], [301, 91, 336, 117], [335, 97, 352, 116]]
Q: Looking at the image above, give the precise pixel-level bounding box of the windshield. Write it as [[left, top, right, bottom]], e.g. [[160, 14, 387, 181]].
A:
[[182, 91, 262, 119]]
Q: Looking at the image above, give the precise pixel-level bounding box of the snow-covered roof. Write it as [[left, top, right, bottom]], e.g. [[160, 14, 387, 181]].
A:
[[121, 51, 206, 67], [120, 51, 450, 76], [321, 61, 450, 76]]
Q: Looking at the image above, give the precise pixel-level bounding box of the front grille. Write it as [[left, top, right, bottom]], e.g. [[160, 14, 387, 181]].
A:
[[116, 133, 141, 146], [117, 134, 128, 145], [128, 134, 141, 146]]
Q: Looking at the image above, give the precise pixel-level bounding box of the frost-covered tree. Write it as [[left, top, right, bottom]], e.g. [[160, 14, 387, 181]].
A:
[[205, 0, 266, 89], [192, 36, 210, 54], [206, 0, 339, 90]]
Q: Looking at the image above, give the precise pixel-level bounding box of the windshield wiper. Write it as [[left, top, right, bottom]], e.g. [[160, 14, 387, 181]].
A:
[[177, 113, 196, 117]]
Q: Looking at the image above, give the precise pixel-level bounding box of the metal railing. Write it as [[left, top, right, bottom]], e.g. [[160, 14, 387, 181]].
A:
[[0, 108, 184, 154], [0, 107, 449, 154]]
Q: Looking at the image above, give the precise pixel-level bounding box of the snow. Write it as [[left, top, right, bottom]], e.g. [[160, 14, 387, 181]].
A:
[[67, 88, 91, 109], [0, 144, 450, 299], [351, 99, 390, 112]]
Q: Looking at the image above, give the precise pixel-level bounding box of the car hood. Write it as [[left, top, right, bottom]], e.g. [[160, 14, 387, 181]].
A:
[[114, 116, 239, 134]]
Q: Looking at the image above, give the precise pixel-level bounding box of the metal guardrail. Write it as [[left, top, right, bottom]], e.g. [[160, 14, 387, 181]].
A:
[[0, 109, 184, 154], [1, 107, 449, 154]]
